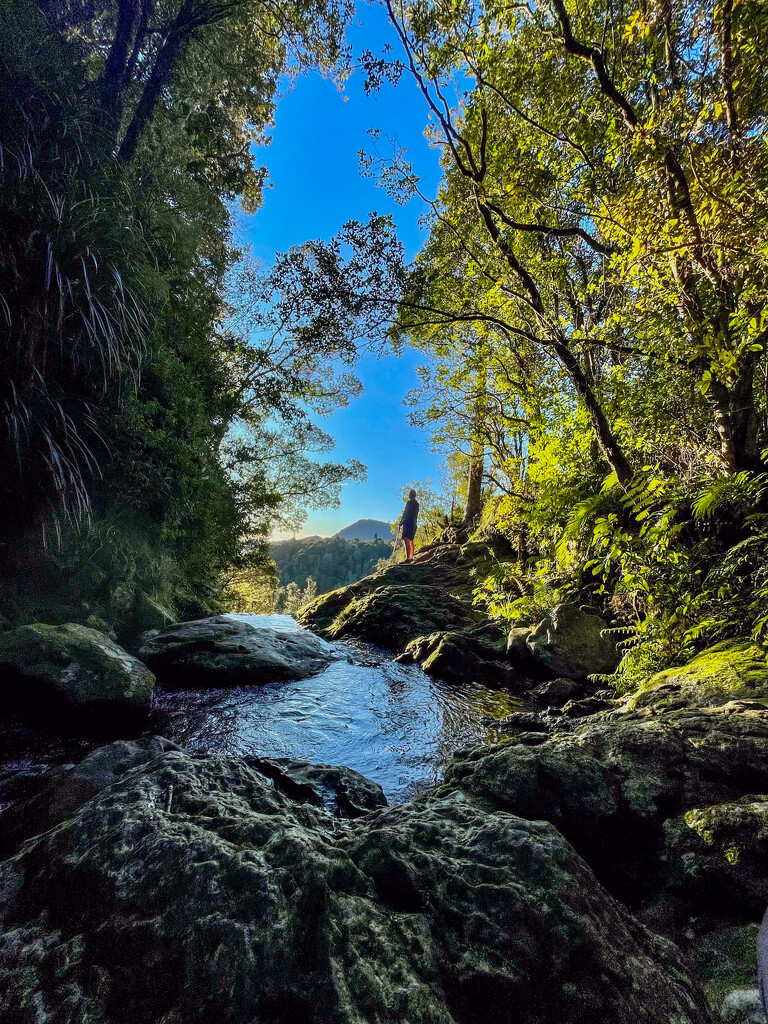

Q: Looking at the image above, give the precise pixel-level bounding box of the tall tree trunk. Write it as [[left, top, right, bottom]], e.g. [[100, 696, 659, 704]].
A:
[[117, 1, 195, 166], [464, 444, 484, 524], [554, 340, 633, 484], [708, 351, 761, 471], [99, 0, 140, 136], [464, 366, 487, 524]]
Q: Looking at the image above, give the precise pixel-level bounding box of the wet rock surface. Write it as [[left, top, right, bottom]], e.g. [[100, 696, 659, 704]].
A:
[[244, 756, 387, 818], [0, 623, 155, 714], [0, 736, 181, 857], [440, 697, 768, 914], [4, 574, 768, 1022], [138, 615, 339, 688], [0, 748, 717, 1023]]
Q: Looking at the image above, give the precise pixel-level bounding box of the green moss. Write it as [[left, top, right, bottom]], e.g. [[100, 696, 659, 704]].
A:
[[629, 641, 768, 709], [0, 622, 154, 707], [686, 924, 759, 1009]]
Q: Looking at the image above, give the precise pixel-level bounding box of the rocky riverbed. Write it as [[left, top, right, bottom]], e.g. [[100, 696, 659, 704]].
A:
[[1, 539, 768, 1022]]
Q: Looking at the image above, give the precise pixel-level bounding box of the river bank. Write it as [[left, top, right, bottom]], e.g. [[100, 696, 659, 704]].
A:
[[1, 538, 767, 1021]]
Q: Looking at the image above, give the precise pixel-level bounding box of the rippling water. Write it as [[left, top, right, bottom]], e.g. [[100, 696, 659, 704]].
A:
[[155, 614, 522, 802]]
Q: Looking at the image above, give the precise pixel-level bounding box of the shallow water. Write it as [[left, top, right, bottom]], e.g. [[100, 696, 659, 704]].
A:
[[156, 613, 523, 803]]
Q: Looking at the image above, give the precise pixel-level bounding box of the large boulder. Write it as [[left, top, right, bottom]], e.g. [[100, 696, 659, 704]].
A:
[[526, 603, 620, 681], [0, 736, 180, 857], [318, 584, 472, 651], [138, 616, 338, 688], [0, 623, 155, 714], [397, 624, 522, 688], [663, 795, 768, 917], [298, 543, 490, 652], [439, 698, 768, 902], [0, 749, 716, 1023]]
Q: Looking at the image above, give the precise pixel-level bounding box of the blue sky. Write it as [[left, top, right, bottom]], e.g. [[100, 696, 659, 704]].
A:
[[237, 2, 444, 537]]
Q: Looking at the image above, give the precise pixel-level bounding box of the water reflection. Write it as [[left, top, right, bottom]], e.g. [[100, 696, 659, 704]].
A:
[[157, 613, 523, 803]]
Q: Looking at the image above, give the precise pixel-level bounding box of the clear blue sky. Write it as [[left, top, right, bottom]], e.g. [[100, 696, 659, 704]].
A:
[[237, 2, 444, 538]]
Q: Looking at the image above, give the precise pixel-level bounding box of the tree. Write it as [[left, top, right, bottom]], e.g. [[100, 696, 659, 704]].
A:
[[375, 0, 768, 474], [0, 0, 361, 621]]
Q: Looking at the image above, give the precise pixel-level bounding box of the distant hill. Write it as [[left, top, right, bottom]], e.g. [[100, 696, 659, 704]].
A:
[[336, 519, 394, 541], [269, 535, 394, 596]]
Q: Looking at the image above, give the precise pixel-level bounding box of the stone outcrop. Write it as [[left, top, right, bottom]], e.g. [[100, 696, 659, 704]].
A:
[[397, 623, 522, 688], [531, 677, 582, 703], [298, 543, 492, 653], [629, 641, 768, 711], [0, 623, 155, 715], [440, 694, 768, 914], [506, 625, 552, 679], [525, 603, 620, 681], [663, 795, 768, 918], [138, 615, 339, 688], [0, 747, 716, 1023], [244, 756, 387, 818], [0, 736, 181, 857]]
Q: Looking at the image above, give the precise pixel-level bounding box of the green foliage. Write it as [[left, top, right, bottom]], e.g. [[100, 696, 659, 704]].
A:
[[270, 537, 394, 596], [0, 0, 363, 625], [396, 478, 462, 547], [345, 0, 768, 691], [275, 577, 318, 615]]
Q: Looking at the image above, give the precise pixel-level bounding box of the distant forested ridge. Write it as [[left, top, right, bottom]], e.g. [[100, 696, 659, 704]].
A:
[[270, 536, 393, 595], [336, 519, 394, 541]]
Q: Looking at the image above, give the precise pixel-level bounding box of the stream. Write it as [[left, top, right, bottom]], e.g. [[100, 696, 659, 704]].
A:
[[157, 614, 523, 802], [1, 614, 523, 809]]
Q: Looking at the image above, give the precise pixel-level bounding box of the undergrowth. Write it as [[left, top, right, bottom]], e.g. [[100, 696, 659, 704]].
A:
[[474, 468, 768, 690]]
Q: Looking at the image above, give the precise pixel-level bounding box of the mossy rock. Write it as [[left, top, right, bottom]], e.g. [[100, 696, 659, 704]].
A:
[[326, 585, 470, 650], [526, 603, 620, 682], [0, 623, 155, 712], [663, 795, 768, 917], [399, 627, 521, 688], [684, 924, 760, 1013], [630, 642, 768, 710], [0, 749, 718, 1023], [299, 543, 489, 653]]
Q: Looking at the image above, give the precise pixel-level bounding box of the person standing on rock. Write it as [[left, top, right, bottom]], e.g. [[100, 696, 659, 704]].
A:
[[399, 489, 419, 564]]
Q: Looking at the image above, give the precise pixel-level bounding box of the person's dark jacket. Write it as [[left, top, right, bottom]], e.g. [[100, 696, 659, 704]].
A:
[[400, 498, 419, 538]]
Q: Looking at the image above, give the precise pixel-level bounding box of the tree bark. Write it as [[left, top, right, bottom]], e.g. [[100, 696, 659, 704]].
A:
[[464, 445, 484, 524], [708, 351, 761, 472], [99, 0, 140, 135], [554, 340, 633, 484], [117, 1, 195, 166]]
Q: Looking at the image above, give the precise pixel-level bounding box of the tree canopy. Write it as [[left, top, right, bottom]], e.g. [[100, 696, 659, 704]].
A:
[[0, 0, 362, 628]]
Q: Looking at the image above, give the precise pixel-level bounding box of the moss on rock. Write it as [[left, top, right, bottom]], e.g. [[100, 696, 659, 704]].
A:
[[0, 748, 718, 1023], [630, 642, 768, 710], [684, 924, 760, 1012], [663, 796, 768, 917], [298, 542, 492, 654], [0, 623, 155, 712]]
